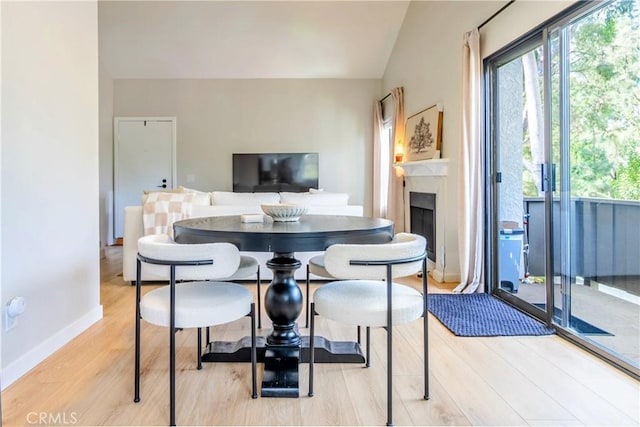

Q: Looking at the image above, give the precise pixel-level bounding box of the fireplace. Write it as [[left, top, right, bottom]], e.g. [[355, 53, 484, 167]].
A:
[[410, 192, 436, 262], [399, 158, 453, 283]]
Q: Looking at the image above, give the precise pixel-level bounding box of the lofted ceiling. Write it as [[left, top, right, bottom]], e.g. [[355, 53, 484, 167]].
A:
[[98, 1, 410, 80]]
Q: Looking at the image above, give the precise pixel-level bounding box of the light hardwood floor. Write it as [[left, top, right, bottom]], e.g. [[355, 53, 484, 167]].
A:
[[2, 247, 639, 426]]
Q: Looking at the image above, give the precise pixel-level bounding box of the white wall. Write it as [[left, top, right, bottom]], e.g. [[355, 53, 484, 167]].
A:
[[481, 1, 576, 57], [1, 1, 101, 388], [111, 78, 380, 216], [0, 0, 3, 384], [383, 0, 577, 282]]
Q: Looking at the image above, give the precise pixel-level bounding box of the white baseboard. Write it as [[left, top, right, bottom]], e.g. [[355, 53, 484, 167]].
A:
[[1, 305, 103, 390], [430, 266, 460, 283], [442, 271, 461, 283], [431, 268, 446, 282]]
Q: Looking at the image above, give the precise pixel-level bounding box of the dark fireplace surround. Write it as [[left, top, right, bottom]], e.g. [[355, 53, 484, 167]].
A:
[[409, 192, 436, 262]]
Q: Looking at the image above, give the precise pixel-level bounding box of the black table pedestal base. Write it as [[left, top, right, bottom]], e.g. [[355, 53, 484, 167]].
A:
[[261, 346, 300, 397], [299, 336, 365, 363], [201, 336, 267, 363], [202, 336, 365, 364], [201, 334, 365, 397], [200, 253, 367, 397]]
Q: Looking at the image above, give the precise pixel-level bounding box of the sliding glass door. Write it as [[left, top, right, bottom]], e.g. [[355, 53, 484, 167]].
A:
[[487, 0, 639, 377], [490, 40, 548, 312]]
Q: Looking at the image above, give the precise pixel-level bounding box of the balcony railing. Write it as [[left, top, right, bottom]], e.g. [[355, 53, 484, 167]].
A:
[[523, 197, 640, 293]]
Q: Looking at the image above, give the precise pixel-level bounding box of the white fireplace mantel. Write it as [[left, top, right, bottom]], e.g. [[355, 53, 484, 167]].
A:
[[395, 158, 449, 177], [396, 158, 455, 283]]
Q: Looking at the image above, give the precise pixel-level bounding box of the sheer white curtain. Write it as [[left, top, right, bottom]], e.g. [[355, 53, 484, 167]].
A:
[[454, 28, 484, 293], [389, 88, 405, 232], [372, 102, 385, 218], [372, 88, 405, 231]]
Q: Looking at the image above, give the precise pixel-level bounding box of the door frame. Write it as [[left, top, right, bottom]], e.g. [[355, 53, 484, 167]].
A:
[[113, 116, 177, 241], [484, 33, 551, 322]]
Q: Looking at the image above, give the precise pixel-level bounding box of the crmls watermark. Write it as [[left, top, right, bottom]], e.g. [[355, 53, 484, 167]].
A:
[[27, 412, 78, 425]]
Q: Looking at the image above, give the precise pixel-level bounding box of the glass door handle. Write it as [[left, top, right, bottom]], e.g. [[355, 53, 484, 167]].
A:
[[540, 164, 556, 192]]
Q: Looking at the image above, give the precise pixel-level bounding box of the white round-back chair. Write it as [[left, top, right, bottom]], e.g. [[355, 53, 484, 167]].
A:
[[138, 243, 263, 329], [308, 232, 429, 426], [217, 254, 263, 329], [304, 254, 334, 328], [134, 234, 257, 426]]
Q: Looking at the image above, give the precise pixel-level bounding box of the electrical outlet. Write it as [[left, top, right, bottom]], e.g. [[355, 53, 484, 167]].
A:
[[5, 309, 17, 331], [4, 297, 26, 331]]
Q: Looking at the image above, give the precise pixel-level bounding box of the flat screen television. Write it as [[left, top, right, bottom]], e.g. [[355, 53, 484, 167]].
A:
[[233, 153, 319, 193]]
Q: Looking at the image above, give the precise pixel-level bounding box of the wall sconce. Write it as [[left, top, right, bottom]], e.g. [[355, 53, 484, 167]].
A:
[[394, 145, 404, 163]]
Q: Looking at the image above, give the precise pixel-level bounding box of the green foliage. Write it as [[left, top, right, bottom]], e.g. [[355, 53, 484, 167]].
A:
[[513, 0, 639, 201], [567, 0, 640, 200], [611, 146, 640, 199]]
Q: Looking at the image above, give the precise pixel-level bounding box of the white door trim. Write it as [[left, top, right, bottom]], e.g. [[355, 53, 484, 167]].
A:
[[113, 116, 177, 241]]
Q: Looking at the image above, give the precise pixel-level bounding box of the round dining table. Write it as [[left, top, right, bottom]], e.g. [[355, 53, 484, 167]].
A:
[[173, 214, 394, 397]]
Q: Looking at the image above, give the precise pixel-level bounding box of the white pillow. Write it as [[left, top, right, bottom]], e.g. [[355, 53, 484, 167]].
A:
[[211, 191, 280, 206], [177, 186, 211, 206], [279, 191, 349, 206]]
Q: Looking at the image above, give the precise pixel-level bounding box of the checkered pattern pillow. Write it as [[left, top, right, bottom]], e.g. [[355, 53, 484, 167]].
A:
[[143, 192, 194, 238]]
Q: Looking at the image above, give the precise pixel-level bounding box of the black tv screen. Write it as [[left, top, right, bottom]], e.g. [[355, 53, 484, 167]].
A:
[[233, 153, 319, 193]]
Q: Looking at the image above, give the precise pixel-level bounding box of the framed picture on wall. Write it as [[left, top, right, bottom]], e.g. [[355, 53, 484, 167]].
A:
[[404, 104, 443, 161]]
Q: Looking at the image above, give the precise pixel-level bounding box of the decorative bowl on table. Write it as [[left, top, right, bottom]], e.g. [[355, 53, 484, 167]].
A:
[[260, 203, 308, 222]]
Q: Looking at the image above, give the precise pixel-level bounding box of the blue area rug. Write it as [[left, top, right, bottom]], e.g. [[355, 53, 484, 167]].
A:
[[427, 293, 555, 337]]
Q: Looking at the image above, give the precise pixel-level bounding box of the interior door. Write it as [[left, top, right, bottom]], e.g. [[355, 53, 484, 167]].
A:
[[114, 117, 176, 239]]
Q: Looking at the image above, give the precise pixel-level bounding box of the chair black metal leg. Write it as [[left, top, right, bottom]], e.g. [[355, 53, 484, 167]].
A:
[[366, 326, 371, 368], [423, 309, 429, 400], [357, 325, 361, 343], [386, 266, 393, 427], [423, 259, 429, 400], [386, 324, 393, 426], [197, 327, 203, 370], [308, 302, 315, 397], [134, 259, 142, 403], [250, 303, 258, 399], [170, 266, 177, 427], [206, 326, 210, 346], [257, 266, 262, 329], [305, 264, 310, 328]]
